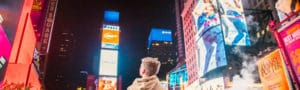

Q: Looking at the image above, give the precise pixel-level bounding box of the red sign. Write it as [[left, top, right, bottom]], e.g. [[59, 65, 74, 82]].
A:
[[279, 17, 300, 83]]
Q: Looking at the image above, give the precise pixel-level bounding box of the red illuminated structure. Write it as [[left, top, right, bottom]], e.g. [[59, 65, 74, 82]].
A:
[[271, 10, 300, 89], [180, 0, 198, 85], [1, 0, 42, 89]]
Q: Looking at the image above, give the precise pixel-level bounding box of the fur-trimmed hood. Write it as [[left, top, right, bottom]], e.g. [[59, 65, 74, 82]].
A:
[[127, 76, 165, 90]]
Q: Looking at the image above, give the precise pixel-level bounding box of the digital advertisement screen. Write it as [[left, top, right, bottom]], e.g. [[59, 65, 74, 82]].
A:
[[99, 49, 118, 76], [104, 10, 119, 23], [169, 64, 188, 89], [279, 17, 300, 83], [98, 76, 117, 90], [192, 1, 227, 76], [218, 0, 251, 46], [257, 49, 291, 90], [148, 28, 172, 48], [101, 24, 120, 49]]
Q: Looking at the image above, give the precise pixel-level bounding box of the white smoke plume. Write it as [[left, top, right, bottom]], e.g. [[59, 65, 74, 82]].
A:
[[228, 47, 262, 90], [245, 15, 260, 45]]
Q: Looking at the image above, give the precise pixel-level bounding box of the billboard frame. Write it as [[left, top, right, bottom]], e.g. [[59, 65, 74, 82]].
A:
[[271, 11, 300, 88]]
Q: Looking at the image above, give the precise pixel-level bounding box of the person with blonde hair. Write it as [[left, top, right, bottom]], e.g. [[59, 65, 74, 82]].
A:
[[127, 57, 165, 90]]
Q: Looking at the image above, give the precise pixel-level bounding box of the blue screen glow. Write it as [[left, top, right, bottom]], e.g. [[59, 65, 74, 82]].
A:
[[148, 28, 172, 48], [104, 10, 119, 23]]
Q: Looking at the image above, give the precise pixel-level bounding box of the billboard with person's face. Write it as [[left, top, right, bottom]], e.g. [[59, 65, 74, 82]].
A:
[[192, 0, 227, 76]]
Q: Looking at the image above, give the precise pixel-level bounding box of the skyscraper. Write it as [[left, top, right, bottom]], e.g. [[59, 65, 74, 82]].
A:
[[148, 28, 175, 81], [45, 30, 76, 90]]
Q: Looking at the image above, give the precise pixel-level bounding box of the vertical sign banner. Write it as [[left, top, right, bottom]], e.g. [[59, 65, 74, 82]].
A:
[[279, 18, 300, 83], [192, 1, 227, 76], [101, 24, 120, 49], [99, 49, 118, 76], [257, 49, 291, 90]]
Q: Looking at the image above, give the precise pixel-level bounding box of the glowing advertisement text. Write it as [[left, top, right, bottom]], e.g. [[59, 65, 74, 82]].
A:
[[257, 49, 291, 90], [101, 25, 120, 49], [192, 1, 227, 76], [279, 19, 300, 83], [148, 28, 172, 48]]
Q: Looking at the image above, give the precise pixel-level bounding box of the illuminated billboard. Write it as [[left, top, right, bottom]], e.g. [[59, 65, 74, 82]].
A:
[[148, 28, 172, 48], [257, 49, 291, 90], [192, 1, 227, 76], [279, 17, 300, 83], [98, 76, 117, 90], [218, 0, 251, 46], [104, 10, 119, 23], [99, 49, 118, 76], [101, 24, 120, 49], [169, 64, 188, 89], [9, 16, 36, 64]]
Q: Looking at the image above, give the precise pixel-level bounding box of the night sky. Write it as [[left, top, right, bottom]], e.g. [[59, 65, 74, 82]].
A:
[[48, 0, 176, 89]]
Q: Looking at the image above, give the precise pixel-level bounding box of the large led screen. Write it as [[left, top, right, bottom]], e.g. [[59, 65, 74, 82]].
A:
[[257, 49, 291, 90], [98, 76, 117, 90], [218, 0, 251, 46], [279, 17, 300, 83], [192, 1, 227, 76], [99, 49, 118, 76], [104, 10, 119, 23], [101, 24, 120, 49], [169, 64, 188, 89], [148, 28, 172, 48]]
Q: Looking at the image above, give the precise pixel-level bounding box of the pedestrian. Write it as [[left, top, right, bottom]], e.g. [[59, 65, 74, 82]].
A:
[[127, 57, 165, 90]]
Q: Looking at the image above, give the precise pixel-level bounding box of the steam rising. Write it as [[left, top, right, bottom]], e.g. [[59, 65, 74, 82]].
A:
[[229, 47, 262, 90]]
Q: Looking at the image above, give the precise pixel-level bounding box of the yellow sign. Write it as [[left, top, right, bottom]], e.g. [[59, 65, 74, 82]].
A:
[[257, 49, 291, 90], [101, 29, 120, 44]]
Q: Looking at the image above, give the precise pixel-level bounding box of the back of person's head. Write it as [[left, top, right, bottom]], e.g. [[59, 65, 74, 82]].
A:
[[141, 57, 161, 76]]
